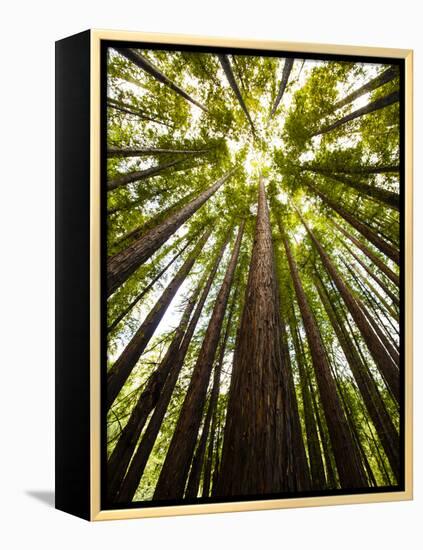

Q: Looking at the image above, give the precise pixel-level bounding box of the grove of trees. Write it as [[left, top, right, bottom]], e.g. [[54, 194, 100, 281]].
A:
[[105, 45, 401, 505]]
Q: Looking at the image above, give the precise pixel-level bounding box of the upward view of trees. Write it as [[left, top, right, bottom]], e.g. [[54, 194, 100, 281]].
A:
[[105, 46, 401, 505]]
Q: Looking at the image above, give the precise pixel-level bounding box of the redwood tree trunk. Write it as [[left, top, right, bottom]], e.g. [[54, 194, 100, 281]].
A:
[[216, 178, 289, 497], [298, 212, 400, 403], [153, 222, 245, 500], [115, 235, 228, 503], [115, 48, 209, 112], [270, 58, 294, 117], [314, 274, 400, 480], [108, 240, 190, 332], [305, 181, 400, 265], [334, 66, 398, 110], [107, 169, 235, 295], [108, 158, 185, 190], [312, 90, 399, 136], [333, 221, 399, 287], [282, 233, 368, 489], [288, 309, 327, 490], [218, 54, 256, 136], [107, 229, 211, 409]]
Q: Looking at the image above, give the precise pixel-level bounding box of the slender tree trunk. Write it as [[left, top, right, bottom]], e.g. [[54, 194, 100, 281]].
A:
[[107, 270, 206, 501], [343, 243, 400, 308], [107, 146, 210, 158], [270, 58, 294, 117], [280, 315, 312, 491], [108, 240, 191, 332], [216, 178, 290, 497], [303, 169, 399, 210], [333, 221, 399, 287], [282, 233, 368, 489], [304, 181, 400, 265], [312, 90, 399, 136], [303, 164, 400, 175], [297, 210, 400, 403], [218, 54, 256, 136], [107, 97, 172, 127], [107, 229, 211, 409], [116, 236, 228, 503], [107, 169, 235, 295], [201, 288, 238, 498], [334, 66, 398, 110], [154, 222, 245, 500], [114, 48, 209, 112], [108, 158, 186, 191], [288, 309, 327, 490], [314, 275, 400, 480]]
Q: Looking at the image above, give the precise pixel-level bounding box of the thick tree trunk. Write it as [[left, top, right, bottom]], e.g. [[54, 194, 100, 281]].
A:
[[108, 240, 191, 332], [312, 90, 399, 136], [305, 181, 400, 265], [107, 230, 211, 409], [114, 48, 209, 112], [108, 158, 186, 191], [334, 221, 399, 287], [218, 54, 256, 136], [288, 309, 327, 490], [107, 146, 210, 158], [314, 275, 400, 481], [107, 97, 172, 127], [116, 235, 228, 503], [282, 233, 368, 489], [216, 178, 289, 497], [304, 169, 399, 210], [154, 222, 245, 500], [297, 211, 400, 403], [107, 169, 235, 295], [334, 66, 398, 110], [270, 58, 294, 117]]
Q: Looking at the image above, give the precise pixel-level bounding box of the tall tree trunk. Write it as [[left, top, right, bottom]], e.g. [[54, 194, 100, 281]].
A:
[[107, 267, 208, 501], [270, 58, 294, 117], [280, 312, 312, 491], [303, 169, 399, 210], [201, 287, 238, 498], [107, 229, 211, 409], [288, 308, 327, 490], [334, 66, 398, 110], [216, 178, 289, 497], [107, 146, 210, 158], [108, 158, 186, 191], [333, 221, 399, 287], [108, 240, 191, 332], [154, 222, 245, 500], [218, 54, 256, 136], [107, 97, 172, 127], [304, 181, 400, 265], [107, 169, 235, 295], [297, 210, 400, 403], [116, 236, 228, 504], [312, 90, 399, 136], [302, 164, 400, 175], [114, 48, 209, 112], [282, 233, 368, 489], [314, 274, 400, 481], [342, 243, 400, 308]]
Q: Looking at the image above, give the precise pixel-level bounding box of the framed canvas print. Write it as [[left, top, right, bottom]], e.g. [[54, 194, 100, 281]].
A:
[[55, 29, 413, 521]]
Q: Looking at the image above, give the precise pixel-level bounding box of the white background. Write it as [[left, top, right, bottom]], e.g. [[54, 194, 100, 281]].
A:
[[0, 0, 420, 548]]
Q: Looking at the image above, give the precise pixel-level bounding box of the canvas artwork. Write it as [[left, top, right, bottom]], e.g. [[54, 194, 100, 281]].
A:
[[102, 42, 405, 511]]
